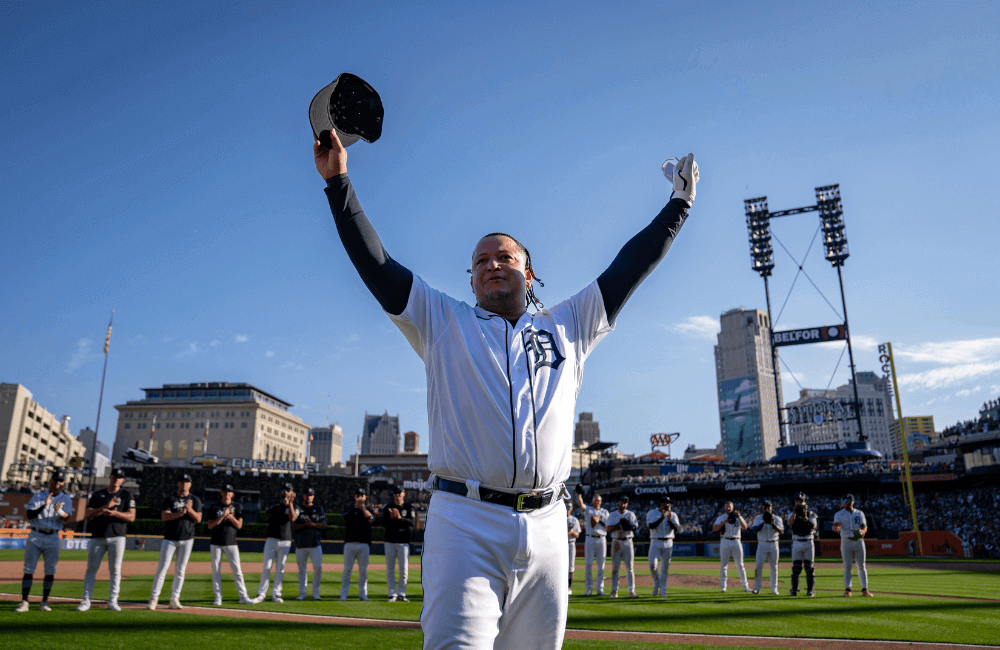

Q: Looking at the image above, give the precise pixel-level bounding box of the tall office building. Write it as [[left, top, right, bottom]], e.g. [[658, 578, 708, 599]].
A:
[[404, 431, 420, 453], [785, 372, 897, 459], [574, 412, 600, 447], [361, 412, 401, 455], [0, 383, 87, 483], [112, 382, 311, 468], [77, 427, 111, 477], [902, 415, 936, 451], [714, 308, 783, 463], [308, 424, 343, 467]]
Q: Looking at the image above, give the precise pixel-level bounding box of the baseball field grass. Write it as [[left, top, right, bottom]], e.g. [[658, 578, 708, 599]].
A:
[[1, 553, 997, 649]]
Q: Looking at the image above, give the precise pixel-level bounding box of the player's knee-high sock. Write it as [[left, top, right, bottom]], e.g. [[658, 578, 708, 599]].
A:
[[568, 573, 573, 588], [790, 561, 802, 592], [42, 574, 55, 602], [804, 561, 815, 592], [22, 574, 33, 601]]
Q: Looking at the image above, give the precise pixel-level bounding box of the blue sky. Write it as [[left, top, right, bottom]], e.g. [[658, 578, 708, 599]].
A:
[[2, 1, 998, 462]]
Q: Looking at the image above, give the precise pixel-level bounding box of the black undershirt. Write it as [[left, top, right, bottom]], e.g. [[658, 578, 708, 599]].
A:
[[324, 174, 689, 324]]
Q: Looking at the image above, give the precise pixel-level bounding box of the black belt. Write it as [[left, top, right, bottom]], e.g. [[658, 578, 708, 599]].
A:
[[436, 478, 555, 512], [793, 537, 814, 542], [724, 537, 740, 540], [652, 537, 673, 541], [32, 528, 56, 535], [588, 535, 606, 538]]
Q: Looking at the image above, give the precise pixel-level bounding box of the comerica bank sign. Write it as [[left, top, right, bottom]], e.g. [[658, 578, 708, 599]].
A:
[[191, 454, 322, 473]]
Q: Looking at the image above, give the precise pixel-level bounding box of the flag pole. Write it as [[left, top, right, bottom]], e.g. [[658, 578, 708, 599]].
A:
[[82, 310, 114, 534]]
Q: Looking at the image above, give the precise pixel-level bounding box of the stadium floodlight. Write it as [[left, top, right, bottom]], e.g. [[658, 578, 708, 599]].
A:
[[745, 197, 774, 277], [817, 184, 849, 267]]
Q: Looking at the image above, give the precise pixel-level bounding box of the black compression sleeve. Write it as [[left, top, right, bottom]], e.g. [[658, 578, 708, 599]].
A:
[[324, 174, 414, 315], [649, 515, 666, 530], [596, 198, 689, 324], [27, 506, 44, 519]]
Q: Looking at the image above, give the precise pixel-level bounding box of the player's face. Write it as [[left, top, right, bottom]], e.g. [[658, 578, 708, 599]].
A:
[[177, 480, 191, 496], [723, 502, 733, 514], [109, 475, 124, 491], [354, 494, 366, 506], [592, 496, 602, 508], [618, 499, 628, 512], [220, 490, 233, 505], [48, 478, 64, 493], [394, 491, 405, 505], [470, 236, 533, 310], [304, 494, 315, 506]]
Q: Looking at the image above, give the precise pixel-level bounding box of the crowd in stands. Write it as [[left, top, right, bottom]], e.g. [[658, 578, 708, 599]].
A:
[[941, 396, 1000, 438]]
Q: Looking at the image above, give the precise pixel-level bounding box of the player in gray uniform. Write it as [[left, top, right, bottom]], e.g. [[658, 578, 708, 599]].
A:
[[575, 490, 610, 596], [566, 500, 581, 594], [606, 495, 639, 598], [833, 493, 873, 597], [206, 484, 258, 606], [315, 128, 697, 649], [79, 467, 135, 611], [17, 469, 74, 612], [646, 497, 680, 597], [750, 500, 783, 595], [712, 501, 750, 593], [293, 487, 328, 600], [786, 492, 818, 597]]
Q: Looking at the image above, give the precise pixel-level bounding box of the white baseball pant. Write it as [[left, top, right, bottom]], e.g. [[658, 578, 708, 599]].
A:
[[340, 542, 370, 599], [210, 544, 250, 599], [841, 539, 868, 589], [421, 490, 567, 650], [719, 538, 748, 590], [295, 545, 323, 598], [82, 536, 126, 603], [754, 541, 779, 593], [257, 538, 292, 599], [584, 535, 607, 595], [23, 530, 61, 576], [648, 539, 673, 595], [385, 542, 409, 598], [791, 539, 815, 563], [568, 541, 577, 574], [610, 538, 635, 595], [150, 538, 194, 601]]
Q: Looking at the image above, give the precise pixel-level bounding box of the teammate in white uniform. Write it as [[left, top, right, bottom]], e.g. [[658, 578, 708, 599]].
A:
[[315, 130, 697, 649], [17, 470, 73, 612], [606, 496, 639, 598], [79, 467, 135, 611], [750, 500, 783, 595], [575, 490, 610, 596], [787, 492, 818, 597], [833, 493, 873, 597], [646, 497, 679, 597], [566, 500, 581, 594], [712, 501, 750, 593]]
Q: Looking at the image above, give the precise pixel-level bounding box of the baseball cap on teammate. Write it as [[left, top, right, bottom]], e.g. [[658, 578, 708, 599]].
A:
[[304, 487, 316, 495], [309, 73, 383, 148], [392, 486, 404, 494], [180, 473, 193, 482], [844, 493, 855, 503], [109, 467, 125, 478], [282, 482, 294, 492], [51, 469, 66, 482], [221, 484, 235, 493], [795, 492, 808, 502], [354, 488, 366, 496]]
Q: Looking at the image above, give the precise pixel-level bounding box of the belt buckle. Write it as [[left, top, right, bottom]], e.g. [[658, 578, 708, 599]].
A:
[[515, 493, 530, 512]]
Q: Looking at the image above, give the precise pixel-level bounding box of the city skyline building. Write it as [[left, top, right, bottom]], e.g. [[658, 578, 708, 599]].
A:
[[112, 382, 311, 468], [308, 423, 343, 468], [0, 383, 87, 484], [574, 412, 600, 447], [77, 426, 111, 478], [713, 308, 783, 463], [361, 411, 401, 455]]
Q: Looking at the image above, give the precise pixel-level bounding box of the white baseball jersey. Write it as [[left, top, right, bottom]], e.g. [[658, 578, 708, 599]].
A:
[[714, 514, 743, 539], [751, 513, 784, 542], [583, 505, 609, 536], [389, 275, 612, 490], [27, 490, 74, 530], [567, 515, 581, 542], [605, 509, 639, 540], [834, 508, 867, 539], [646, 509, 679, 540]]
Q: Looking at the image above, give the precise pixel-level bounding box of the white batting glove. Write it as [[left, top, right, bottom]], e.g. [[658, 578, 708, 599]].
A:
[[671, 153, 698, 206]]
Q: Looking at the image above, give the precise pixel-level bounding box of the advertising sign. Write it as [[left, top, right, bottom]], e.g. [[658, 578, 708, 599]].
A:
[[773, 324, 847, 347], [718, 376, 760, 463]]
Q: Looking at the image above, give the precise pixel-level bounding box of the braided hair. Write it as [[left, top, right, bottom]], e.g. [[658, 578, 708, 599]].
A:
[[469, 232, 545, 310]]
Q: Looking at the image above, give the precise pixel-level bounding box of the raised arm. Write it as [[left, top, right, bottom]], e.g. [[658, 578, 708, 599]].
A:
[[596, 153, 698, 324], [315, 131, 413, 315]]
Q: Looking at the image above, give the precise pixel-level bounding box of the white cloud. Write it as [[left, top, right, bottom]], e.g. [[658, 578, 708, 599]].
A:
[[851, 335, 879, 352], [235, 335, 248, 343], [163, 337, 173, 343], [176, 342, 200, 358], [265, 351, 274, 358], [65, 338, 99, 373], [898, 361, 1000, 390], [280, 361, 304, 371], [955, 387, 981, 398], [894, 337, 1000, 365], [210, 339, 219, 347], [673, 316, 719, 343]]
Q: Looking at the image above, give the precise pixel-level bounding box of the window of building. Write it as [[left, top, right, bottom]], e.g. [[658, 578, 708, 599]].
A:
[[241, 422, 247, 428], [150, 440, 158, 454], [178, 440, 187, 457], [163, 440, 173, 458], [193, 440, 203, 455]]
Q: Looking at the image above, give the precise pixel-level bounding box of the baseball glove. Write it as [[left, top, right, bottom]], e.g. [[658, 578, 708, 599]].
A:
[[727, 513, 737, 524], [850, 531, 864, 541], [763, 511, 773, 524]]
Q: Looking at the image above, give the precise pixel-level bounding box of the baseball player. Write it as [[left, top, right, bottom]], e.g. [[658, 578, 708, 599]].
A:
[[566, 500, 581, 594], [315, 128, 697, 649], [340, 488, 374, 601], [787, 492, 818, 597], [833, 493, 873, 597], [712, 501, 751, 593], [16, 469, 73, 612], [293, 487, 327, 600], [575, 490, 610, 596], [606, 495, 639, 598], [206, 484, 257, 606], [646, 497, 680, 597], [256, 483, 298, 603], [750, 500, 783, 595], [382, 486, 415, 602], [148, 473, 202, 610], [79, 467, 135, 611]]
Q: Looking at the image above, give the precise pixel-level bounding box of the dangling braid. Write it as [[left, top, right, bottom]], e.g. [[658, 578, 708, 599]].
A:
[[470, 232, 545, 310]]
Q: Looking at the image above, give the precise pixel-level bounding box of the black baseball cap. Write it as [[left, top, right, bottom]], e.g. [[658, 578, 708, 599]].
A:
[[660, 497, 672, 504], [762, 500, 773, 508], [109, 467, 125, 478], [309, 73, 384, 148], [51, 469, 66, 482], [354, 488, 366, 496], [795, 492, 807, 502], [221, 484, 235, 493], [304, 487, 316, 496], [618, 495, 629, 502], [282, 482, 294, 492], [179, 474, 193, 482], [844, 493, 856, 503], [392, 486, 404, 494]]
